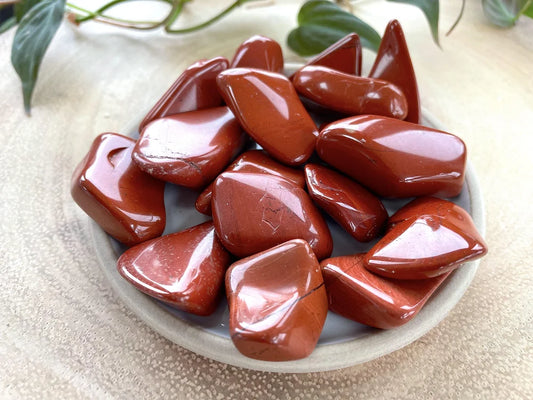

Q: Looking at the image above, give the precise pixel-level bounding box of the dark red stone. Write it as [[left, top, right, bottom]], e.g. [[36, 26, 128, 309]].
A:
[[316, 115, 466, 198], [293, 65, 408, 119], [195, 150, 306, 215], [321, 254, 451, 329], [305, 164, 388, 242], [369, 20, 421, 124], [117, 222, 231, 316], [132, 107, 245, 190], [230, 35, 284, 73], [212, 172, 332, 260], [139, 57, 228, 133], [71, 133, 165, 246], [217, 68, 318, 166], [306, 33, 362, 75], [365, 197, 488, 280], [226, 239, 327, 361]]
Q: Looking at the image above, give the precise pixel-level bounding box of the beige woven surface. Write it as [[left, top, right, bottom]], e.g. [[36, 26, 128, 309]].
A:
[[1, 1, 532, 398]]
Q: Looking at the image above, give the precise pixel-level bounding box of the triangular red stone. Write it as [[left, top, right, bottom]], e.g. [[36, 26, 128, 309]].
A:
[[369, 20, 421, 124]]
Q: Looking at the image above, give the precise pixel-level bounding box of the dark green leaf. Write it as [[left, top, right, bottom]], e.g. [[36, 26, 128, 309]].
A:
[[11, 0, 65, 114], [287, 0, 381, 56], [481, 0, 525, 27], [15, 0, 42, 22], [387, 0, 440, 46], [0, 16, 16, 34], [521, 1, 533, 18]]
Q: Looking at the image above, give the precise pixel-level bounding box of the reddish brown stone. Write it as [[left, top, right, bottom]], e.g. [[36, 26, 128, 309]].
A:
[[230, 35, 284, 73], [195, 150, 306, 215], [316, 115, 466, 198], [293, 65, 408, 119], [369, 20, 421, 124], [132, 107, 245, 190], [212, 172, 332, 260], [321, 254, 451, 329], [71, 133, 165, 246], [226, 239, 328, 361], [306, 33, 362, 75], [365, 197, 488, 280], [139, 57, 228, 133], [305, 164, 388, 242], [217, 68, 318, 166], [117, 222, 231, 316]]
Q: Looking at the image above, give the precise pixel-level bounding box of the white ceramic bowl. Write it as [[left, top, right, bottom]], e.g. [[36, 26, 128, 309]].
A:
[[90, 64, 485, 373]]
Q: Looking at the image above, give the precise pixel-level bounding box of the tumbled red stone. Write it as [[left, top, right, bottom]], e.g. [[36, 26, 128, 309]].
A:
[[369, 20, 421, 124], [195, 150, 306, 215], [305, 33, 362, 76], [293, 65, 408, 119], [226, 239, 328, 361], [139, 57, 228, 133], [132, 107, 245, 190], [365, 197, 488, 280], [230, 35, 284, 73], [217, 68, 318, 166], [71, 133, 165, 246], [321, 254, 451, 329], [316, 115, 466, 198], [305, 164, 388, 242], [117, 222, 231, 316], [212, 172, 332, 260]]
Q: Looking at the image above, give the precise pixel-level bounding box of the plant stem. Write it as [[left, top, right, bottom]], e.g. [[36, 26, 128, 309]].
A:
[[446, 0, 465, 36], [165, 0, 259, 34], [66, 1, 168, 26], [515, 0, 533, 21]]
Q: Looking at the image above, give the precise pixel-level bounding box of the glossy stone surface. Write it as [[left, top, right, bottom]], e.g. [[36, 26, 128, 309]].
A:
[[226, 239, 327, 361], [217, 68, 318, 166], [369, 20, 421, 124], [132, 107, 245, 189], [71, 133, 165, 246], [117, 222, 231, 316], [139, 57, 228, 132], [305, 164, 388, 242], [321, 254, 451, 329], [195, 150, 306, 215], [316, 115, 466, 198], [306, 33, 362, 75], [293, 65, 408, 119], [212, 172, 332, 259], [365, 197, 488, 280], [230, 35, 284, 73]]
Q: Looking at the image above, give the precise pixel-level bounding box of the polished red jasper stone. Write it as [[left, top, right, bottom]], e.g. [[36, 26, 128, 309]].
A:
[[306, 33, 362, 76], [139, 57, 229, 133], [369, 20, 421, 124], [226, 239, 328, 361], [132, 106, 245, 189], [365, 197, 487, 280], [195, 150, 306, 215], [212, 172, 332, 260], [305, 164, 388, 242], [230, 35, 284, 73], [71, 133, 165, 246], [117, 222, 231, 316], [321, 254, 451, 329], [316, 115, 466, 198], [217, 68, 318, 166], [293, 65, 408, 119]]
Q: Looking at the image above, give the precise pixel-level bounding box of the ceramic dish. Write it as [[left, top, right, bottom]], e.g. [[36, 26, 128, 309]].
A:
[[90, 63, 485, 373]]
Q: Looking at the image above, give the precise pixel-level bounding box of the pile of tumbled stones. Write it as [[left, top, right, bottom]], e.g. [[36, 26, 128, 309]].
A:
[[72, 20, 487, 362]]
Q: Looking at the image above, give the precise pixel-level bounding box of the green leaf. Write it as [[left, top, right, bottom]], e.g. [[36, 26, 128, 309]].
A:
[[15, 0, 42, 22], [0, 16, 16, 34], [521, 1, 533, 17], [287, 0, 381, 56], [11, 0, 65, 115], [387, 0, 440, 46], [481, 0, 525, 27]]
